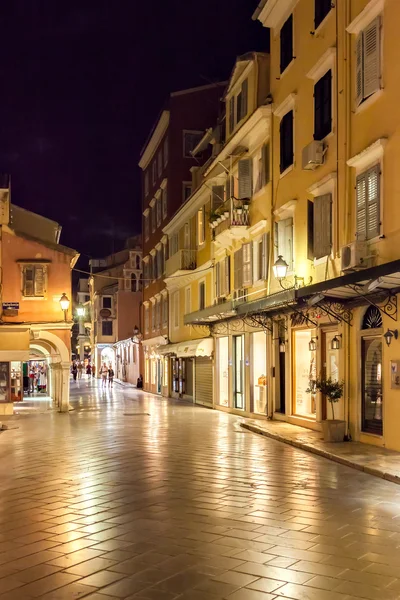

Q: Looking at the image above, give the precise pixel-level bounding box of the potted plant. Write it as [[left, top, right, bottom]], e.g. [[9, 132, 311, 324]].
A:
[[306, 377, 345, 442]]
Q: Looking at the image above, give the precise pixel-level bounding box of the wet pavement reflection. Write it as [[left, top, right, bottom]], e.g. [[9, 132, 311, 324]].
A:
[[0, 379, 400, 599]]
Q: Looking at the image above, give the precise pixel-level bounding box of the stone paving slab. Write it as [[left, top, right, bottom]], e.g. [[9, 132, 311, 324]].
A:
[[240, 419, 400, 484]]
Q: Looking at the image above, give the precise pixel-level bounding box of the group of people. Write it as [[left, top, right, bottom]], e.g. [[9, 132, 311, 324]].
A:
[[70, 361, 114, 388], [24, 363, 48, 394]]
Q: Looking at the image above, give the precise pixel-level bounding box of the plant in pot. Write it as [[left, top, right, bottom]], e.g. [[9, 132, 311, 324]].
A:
[[306, 377, 345, 442]]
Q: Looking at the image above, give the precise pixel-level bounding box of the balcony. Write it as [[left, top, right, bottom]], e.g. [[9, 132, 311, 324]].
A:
[[210, 198, 251, 248], [165, 249, 197, 278]]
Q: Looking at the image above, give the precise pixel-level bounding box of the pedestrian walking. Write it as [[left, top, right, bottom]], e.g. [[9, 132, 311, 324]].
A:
[[137, 374, 143, 389], [91, 363, 96, 378], [71, 362, 78, 381], [99, 363, 108, 387], [108, 366, 114, 388], [77, 361, 83, 379], [86, 364, 92, 378]]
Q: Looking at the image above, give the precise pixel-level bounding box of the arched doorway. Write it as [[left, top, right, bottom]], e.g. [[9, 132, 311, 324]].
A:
[[361, 306, 383, 435], [100, 346, 114, 370]]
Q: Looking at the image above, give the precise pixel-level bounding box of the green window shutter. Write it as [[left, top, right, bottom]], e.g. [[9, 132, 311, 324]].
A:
[[363, 17, 381, 99], [241, 79, 248, 119], [212, 185, 225, 210], [313, 194, 332, 259], [234, 248, 243, 290], [366, 165, 380, 239], [24, 266, 34, 296], [356, 172, 367, 240], [307, 200, 314, 260], [238, 158, 253, 199]]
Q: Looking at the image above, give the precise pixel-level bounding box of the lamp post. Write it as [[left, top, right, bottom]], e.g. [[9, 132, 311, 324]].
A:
[[59, 293, 70, 322]]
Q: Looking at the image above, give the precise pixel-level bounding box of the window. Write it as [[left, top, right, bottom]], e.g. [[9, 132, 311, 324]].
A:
[[144, 262, 149, 288], [163, 136, 168, 167], [183, 131, 203, 158], [314, 70, 332, 140], [256, 144, 270, 192], [309, 194, 332, 259], [133, 345, 137, 364], [185, 287, 191, 315], [162, 295, 168, 325], [216, 256, 231, 298], [197, 206, 205, 246], [238, 158, 253, 199], [242, 243, 252, 287], [102, 297, 112, 309], [144, 305, 149, 333], [212, 185, 224, 211], [162, 243, 167, 275], [152, 254, 157, 280], [151, 303, 156, 331], [229, 97, 235, 134], [183, 223, 190, 249], [254, 233, 268, 281], [225, 175, 235, 200], [144, 171, 149, 197], [199, 282, 206, 310], [157, 151, 162, 177], [157, 250, 162, 279], [131, 273, 138, 292], [280, 14, 293, 74], [22, 265, 46, 297], [280, 111, 294, 173], [275, 217, 294, 272], [315, 0, 332, 29], [356, 17, 381, 106], [152, 161, 157, 185], [170, 233, 178, 257], [162, 185, 168, 219], [356, 164, 380, 241], [173, 292, 179, 327], [151, 205, 156, 233], [102, 320, 112, 336], [183, 183, 192, 202], [135, 255, 141, 269], [234, 248, 243, 290], [144, 214, 149, 241], [237, 79, 248, 123], [156, 300, 161, 329], [156, 197, 162, 227]]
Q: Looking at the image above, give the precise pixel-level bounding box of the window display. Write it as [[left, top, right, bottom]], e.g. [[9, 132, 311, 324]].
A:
[[0, 362, 10, 403], [217, 337, 229, 406], [10, 362, 22, 401], [252, 331, 267, 414], [293, 329, 317, 419]]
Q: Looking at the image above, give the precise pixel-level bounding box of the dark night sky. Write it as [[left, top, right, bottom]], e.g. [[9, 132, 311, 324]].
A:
[[0, 1, 268, 259]]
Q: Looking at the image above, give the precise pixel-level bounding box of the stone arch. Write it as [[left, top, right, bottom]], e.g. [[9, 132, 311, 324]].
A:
[[30, 331, 70, 411]]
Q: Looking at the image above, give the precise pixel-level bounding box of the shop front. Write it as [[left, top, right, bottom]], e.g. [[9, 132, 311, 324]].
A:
[[143, 335, 167, 395]]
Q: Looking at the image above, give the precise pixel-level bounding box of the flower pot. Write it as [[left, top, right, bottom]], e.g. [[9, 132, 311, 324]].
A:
[[322, 419, 346, 443]]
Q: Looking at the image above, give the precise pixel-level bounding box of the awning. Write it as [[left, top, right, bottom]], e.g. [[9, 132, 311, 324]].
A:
[[143, 335, 167, 350], [159, 338, 214, 358]]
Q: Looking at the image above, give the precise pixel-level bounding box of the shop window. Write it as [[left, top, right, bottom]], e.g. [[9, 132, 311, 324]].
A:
[[102, 321, 113, 336], [356, 164, 380, 240], [0, 362, 10, 402], [280, 14, 293, 74], [280, 111, 294, 173], [252, 331, 267, 414], [293, 329, 317, 419], [233, 335, 244, 409], [22, 265, 46, 298], [314, 70, 332, 140], [217, 337, 229, 407], [356, 17, 381, 106], [315, 0, 332, 29]]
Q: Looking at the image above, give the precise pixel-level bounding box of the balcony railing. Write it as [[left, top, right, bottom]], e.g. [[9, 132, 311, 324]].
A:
[[211, 198, 250, 239], [165, 249, 197, 278]]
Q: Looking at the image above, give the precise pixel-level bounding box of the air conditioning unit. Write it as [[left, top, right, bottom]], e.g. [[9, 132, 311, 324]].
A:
[[341, 241, 368, 271], [302, 141, 324, 170]]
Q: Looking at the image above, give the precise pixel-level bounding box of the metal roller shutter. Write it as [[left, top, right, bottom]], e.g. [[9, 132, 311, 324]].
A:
[[195, 357, 213, 408]]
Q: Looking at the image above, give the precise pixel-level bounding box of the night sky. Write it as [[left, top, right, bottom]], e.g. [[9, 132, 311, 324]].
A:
[[0, 1, 268, 259]]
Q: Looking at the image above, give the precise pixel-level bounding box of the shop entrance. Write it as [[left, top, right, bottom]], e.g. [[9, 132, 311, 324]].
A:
[[361, 306, 383, 436], [321, 329, 340, 420], [233, 335, 244, 409]]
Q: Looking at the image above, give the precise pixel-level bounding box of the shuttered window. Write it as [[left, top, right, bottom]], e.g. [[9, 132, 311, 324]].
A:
[[313, 193, 332, 259], [242, 243, 252, 287], [151, 205, 156, 232], [280, 14, 293, 73], [162, 186, 168, 219], [275, 218, 294, 272], [356, 17, 381, 106], [314, 0, 332, 29], [241, 79, 248, 120], [212, 185, 225, 211], [162, 296, 168, 325], [144, 214, 149, 240], [157, 250, 162, 279], [280, 111, 294, 173], [314, 70, 332, 140], [225, 176, 235, 200], [256, 144, 270, 192], [253, 233, 269, 281], [356, 165, 380, 240], [197, 206, 205, 246], [173, 292, 179, 327], [229, 97, 235, 134], [238, 158, 253, 199], [216, 256, 231, 298], [234, 248, 243, 290], [144, 306, 149, 333], [307, 200, 314, 261], [102, 321, 112, 336], [23, 265, 46, 297], [156, 197, 162, 226], [199, 282, 206, 310]]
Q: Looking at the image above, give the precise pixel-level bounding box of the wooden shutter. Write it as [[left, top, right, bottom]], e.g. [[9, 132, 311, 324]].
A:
[[280, 111, 293, 173], [261, 232, 269, 280], [356, 172, 367, 240], [215, 262, 221, 298], [24, 266, 34, 296], [356, 34, 364, 106], [224, 255, 231, 295], [229, 97, 235, 133], [238, 158, 253, 199], [313, 194, 332, 259], [34, 266, 45, 296], [262, 143, 270, 186], [278, 218, 294, 270], [212, 185, 225, 210], [314, 70, 332, 140], [241, 79, 248, 119], [363, 17, 380, 99], [234, 248, 243, 290], [236, 91, 242, 124], [367, 165, 380, 239], [242, 243, 252, 286], [307, 200, 314, 260], [225, 176, 234, 200]]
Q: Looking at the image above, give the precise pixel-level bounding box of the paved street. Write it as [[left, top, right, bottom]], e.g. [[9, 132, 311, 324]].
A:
[[1, 382, 400, 599]]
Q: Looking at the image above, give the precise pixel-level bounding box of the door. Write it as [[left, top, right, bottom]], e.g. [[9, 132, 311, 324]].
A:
[[185, 359, 194, 397], [362, 336, 383, 435], [321, 330, 340, 420], [277, 349, 286, 413], [233, 335, 244, 409], [195, 357, 213, 407], [156, 359, 162, 394]]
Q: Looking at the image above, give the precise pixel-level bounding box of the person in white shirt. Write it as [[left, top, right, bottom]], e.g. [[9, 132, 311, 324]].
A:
[[100, 363, 108, 387]]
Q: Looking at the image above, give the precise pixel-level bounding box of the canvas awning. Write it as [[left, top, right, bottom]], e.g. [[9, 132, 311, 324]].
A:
[[159, 338, 214, 358]]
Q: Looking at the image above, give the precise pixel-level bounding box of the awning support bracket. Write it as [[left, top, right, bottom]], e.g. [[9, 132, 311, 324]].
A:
[[347, 286, 398, 322]]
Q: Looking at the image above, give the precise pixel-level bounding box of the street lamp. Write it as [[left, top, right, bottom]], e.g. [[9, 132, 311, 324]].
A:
[[59, 293, 70, 321], [384, 328, 398, 347], [331, 334, 342, 350], [76, 305, 85, 317], [272, 255, 289, 280], [309, 336, 318, 352]]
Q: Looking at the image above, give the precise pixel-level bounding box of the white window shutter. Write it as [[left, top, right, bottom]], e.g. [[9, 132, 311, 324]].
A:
[[356, 173, 367, 240], [280, 218, 294, 271], [367, 165, 380, 239], [238, 158, 253, 199], [356, 33, 364, 105], [363, 17, 381, 99]]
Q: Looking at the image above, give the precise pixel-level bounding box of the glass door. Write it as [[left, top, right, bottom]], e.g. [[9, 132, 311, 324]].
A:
[[362, 336, 383, 435], [233, 335, 244, 409]]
